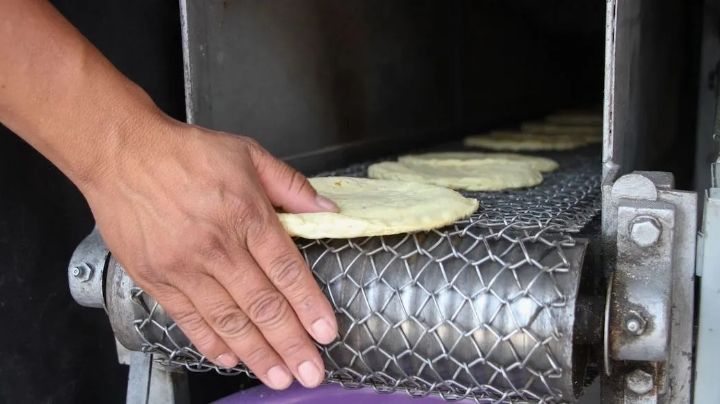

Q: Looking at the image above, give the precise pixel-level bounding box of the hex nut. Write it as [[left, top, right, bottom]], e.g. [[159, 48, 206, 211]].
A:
[[624, 311, 647, 336], [629, 216, 662, 247], [72, 263, 94, 283], [626, 369, 654, 395]]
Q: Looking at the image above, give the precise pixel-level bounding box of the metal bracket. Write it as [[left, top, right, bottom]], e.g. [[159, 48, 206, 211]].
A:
[[603, 171, 696, 404], [69, 233, 191, 404], [611, 199, 675, 362], [68, 228, 109, 309]]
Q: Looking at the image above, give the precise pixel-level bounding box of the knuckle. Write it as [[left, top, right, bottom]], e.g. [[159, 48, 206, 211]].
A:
[[241, 136, 261, 149], [281, 338, 310, 358], [243, 346, 275, 368], [196, 235, 228, 263], [286, 168, 310, 195], [208, 304, 252, 338], [172, 309, 206, 333], [192, 331, 221, 354], [242, 137, 264, 158], [130, 262, 165, 284], [247, 289, 289, 327], [268, 254, 305, 289], [227, 201, 268, 239]]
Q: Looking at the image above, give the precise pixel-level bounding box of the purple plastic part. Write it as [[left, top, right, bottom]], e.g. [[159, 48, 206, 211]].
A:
[[213, 383, 448, 404]]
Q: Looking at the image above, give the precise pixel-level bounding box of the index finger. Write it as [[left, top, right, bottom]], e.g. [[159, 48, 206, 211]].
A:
[[246, 213, 338, 345]]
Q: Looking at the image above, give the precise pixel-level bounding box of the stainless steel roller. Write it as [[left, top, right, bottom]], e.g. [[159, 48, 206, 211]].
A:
[[77, 147, 603, 403]]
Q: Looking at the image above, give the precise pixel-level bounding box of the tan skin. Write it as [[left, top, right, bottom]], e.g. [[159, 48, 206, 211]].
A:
[[0, 0, 339, 390]]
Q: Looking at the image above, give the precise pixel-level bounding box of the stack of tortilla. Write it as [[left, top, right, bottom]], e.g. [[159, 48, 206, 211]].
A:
[[464, 110, 602, 151], [279, 110, 602, 239], [278, 151, 558, 239]]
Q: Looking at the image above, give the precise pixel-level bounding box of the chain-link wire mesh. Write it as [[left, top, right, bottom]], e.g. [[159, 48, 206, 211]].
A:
[[117, 147, 601, 403]]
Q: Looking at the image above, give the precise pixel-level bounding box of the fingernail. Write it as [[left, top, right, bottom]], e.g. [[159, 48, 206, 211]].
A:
[[297, 361, 324, 387], [311, 318, 337, 344], [315, 195, 339, 212], [215, 353, 239, 368], [266, 366, 292, 389]]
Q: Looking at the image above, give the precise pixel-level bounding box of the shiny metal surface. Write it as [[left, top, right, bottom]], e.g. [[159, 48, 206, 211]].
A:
[[307, 234, 592, 402], [68, 228, 109, 309]]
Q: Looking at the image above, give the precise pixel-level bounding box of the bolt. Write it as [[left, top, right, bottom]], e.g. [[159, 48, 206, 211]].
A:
[[629, 216, 662, 247], [626, 318, 641, 333], [624, 311, 647, 336], [72, 263, 93, 283], [626, 369, 654, 395]]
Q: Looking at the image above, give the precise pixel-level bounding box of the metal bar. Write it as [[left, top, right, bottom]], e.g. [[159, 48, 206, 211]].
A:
[[126, 351, 152, 404], [657, 190, 696, 403], [694, 188, 720, 403]]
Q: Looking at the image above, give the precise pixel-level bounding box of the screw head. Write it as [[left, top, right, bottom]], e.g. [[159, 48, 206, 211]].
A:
[[626, 318, 641, 333], [626, 369, 654, 395], [629, 216, 662, 247], [624, 311, 647, 336]]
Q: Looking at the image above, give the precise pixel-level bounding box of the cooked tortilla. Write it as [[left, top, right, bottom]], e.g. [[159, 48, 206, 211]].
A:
[[368, 160, 543, 191], [278, 177, 478, 239], [398, 151, 558, 172], [464, 131, 589, 151], [520, 122, 601, 144]]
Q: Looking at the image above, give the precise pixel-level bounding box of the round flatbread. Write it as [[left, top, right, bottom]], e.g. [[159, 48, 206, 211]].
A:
[[368, 161, 542, 191], [463, 131, 589, 151], [277, 177, 478, 239], [398, 151, 558, 172], [520, 122, 602, 144], [545, 112, 602, 126]]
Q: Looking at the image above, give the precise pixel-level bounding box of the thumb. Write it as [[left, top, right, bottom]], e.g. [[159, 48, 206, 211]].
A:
[[249, 144, 338, 213]]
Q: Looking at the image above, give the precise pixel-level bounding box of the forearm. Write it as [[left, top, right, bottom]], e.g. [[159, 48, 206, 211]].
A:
[[0, 0, 165, 190]]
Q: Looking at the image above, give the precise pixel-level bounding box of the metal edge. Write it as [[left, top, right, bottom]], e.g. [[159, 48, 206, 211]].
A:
[[179, 0, 194, 124], [105, 256, 146, 351], [693, 190, 720, 404], [604, 272, 613, 377], [657, 189, 696, 403], [602, 0, 618, 182]]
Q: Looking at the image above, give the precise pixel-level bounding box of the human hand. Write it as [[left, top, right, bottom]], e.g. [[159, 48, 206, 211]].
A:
[[82, 117, 339, 390], [1, 0, 335, 390]]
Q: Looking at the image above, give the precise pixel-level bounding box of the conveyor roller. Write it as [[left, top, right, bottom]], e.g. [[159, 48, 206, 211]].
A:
[[78, 147, 604, 403]]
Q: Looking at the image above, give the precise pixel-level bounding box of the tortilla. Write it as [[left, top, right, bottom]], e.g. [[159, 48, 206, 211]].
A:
[[368, 160, 543, 191], [398, 151, 558, 172], [464, 131, 589, 151], [277, 177, 478, 239], [545, 112, 602, 126], [520, 122, 602, 144]]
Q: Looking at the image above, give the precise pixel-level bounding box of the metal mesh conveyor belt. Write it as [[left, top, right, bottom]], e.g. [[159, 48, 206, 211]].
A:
[[106, 146, 602, 403]]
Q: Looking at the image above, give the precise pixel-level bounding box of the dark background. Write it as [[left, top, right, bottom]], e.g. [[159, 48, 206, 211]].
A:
[[0, 1, 700, 403], [183, 0, 608, 175], [0, 1, 185, 403]]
